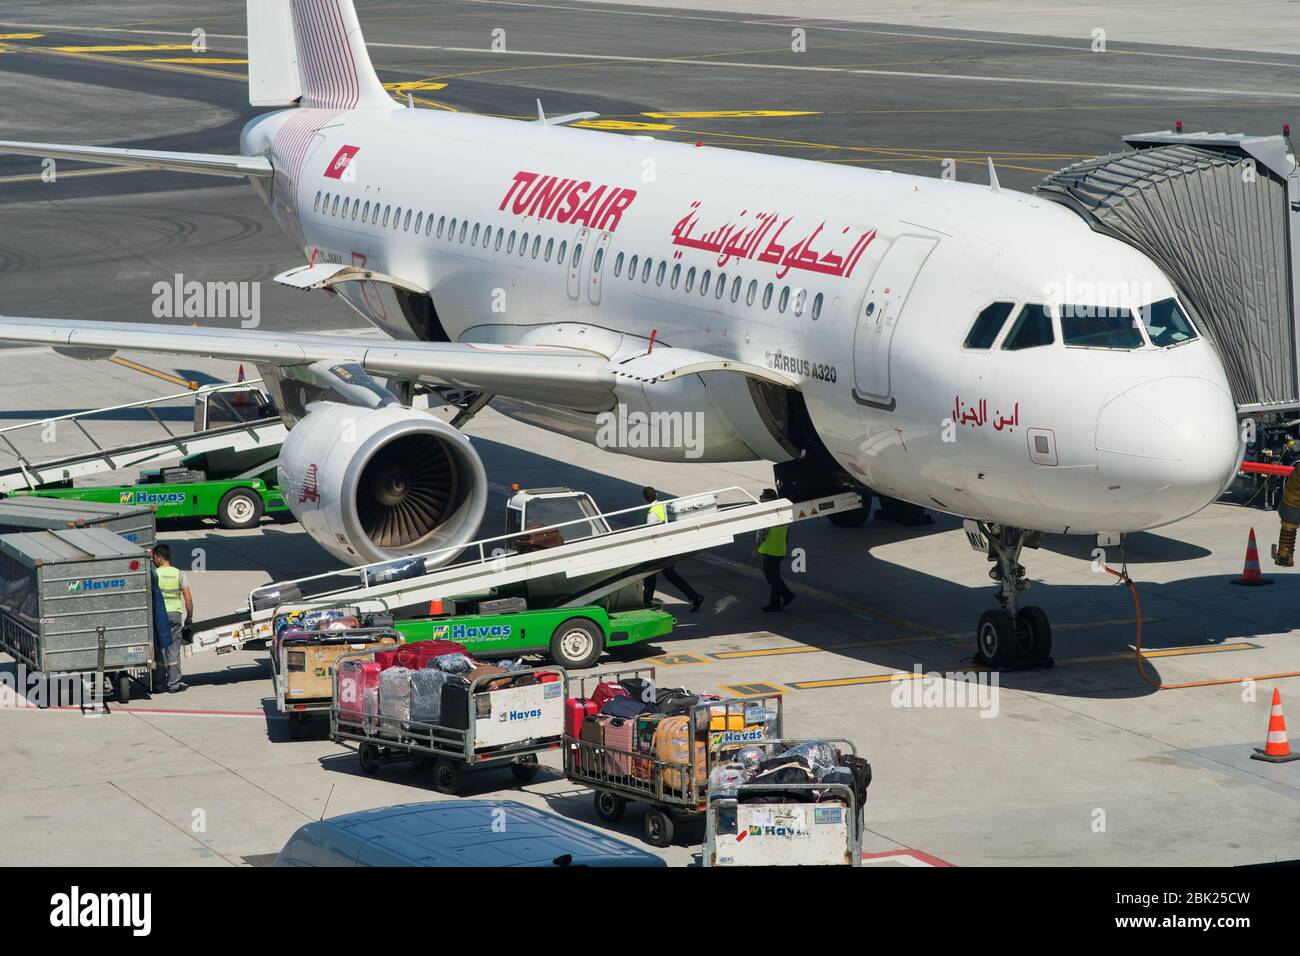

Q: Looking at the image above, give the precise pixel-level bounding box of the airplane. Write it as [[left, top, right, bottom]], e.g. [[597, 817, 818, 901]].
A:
[[0, 0, 1243, 668]]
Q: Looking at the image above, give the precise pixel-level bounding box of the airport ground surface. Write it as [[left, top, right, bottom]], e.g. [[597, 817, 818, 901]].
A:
[[0, 1, 1298, 866]]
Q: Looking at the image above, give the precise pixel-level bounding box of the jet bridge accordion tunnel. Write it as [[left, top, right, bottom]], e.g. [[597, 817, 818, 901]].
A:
[[1036, 128, 1300, 417]]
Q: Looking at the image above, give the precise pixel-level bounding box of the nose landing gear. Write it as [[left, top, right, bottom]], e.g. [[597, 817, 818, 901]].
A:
[[964, 521, 1054, 670]]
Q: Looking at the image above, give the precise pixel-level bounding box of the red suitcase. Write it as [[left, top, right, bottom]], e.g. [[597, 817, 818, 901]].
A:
[[602, 715, 635, 777], [337, 659, 381, 727], [375, 639, 468, 671], [566, 697, 598, 741], [591, 681, 629, 709]]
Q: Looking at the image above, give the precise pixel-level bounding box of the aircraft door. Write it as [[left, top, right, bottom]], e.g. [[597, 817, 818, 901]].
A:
[[852, 235, 937, 409], [566, 226, 589, 300], [587, 231, 611, 305]]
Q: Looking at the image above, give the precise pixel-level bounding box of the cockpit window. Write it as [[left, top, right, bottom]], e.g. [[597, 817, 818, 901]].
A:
[[1002, 304, 1054, 351], [1060, 304, 1143, 349], [965, 301, 1015, 349], [1138, 297, 1198, 347]]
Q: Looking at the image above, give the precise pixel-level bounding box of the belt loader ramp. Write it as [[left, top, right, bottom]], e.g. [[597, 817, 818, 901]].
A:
[[185, 487, 862, 659], [1037, 127, 1300, 416]]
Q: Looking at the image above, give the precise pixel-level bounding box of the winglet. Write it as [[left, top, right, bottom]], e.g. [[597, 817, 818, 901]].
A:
[[537, 99, 548, 126], [987, 157, 1001, 193]]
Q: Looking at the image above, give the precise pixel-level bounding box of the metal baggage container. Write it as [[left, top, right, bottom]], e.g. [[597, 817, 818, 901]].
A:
[[0, 497, 156, 549], [0, 528, 153, 698]]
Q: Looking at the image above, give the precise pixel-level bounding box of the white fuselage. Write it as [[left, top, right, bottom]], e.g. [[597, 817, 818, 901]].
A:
[[242, 106, 1242, 535]]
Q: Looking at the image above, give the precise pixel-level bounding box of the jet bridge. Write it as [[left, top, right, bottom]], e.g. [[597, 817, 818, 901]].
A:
[[1037, 128, 1300, 415]]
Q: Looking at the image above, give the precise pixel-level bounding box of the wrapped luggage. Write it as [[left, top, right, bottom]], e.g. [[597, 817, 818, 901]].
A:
[[379, 667, 414, 723], [654, 715, 707, 792], [409, 669, 449, 726]]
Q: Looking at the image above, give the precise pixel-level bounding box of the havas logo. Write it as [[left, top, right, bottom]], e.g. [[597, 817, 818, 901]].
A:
[[49, 886, 151, 936], [711, 727, 765, 746], [451, 623, 512, 641], [324, 144, 360, 180], [67, 578, 127, 593], [499, 707, 543, 722], [120, 491, 187, 506]]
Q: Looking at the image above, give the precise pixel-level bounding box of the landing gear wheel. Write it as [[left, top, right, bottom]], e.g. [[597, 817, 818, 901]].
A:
[[828, 505, 869, 528], [643, 807, 675, 848], [975, 609, 1016, 668], [116, 673, 131, 704], [510, 754, 540, 784], [1018, 606, 1052, 661], [359, 743, 381, 775], [217, 487, 263, 530], [549, 618, 603, 670], [594, 791, 626, 822], [432, 759, 464, 795]]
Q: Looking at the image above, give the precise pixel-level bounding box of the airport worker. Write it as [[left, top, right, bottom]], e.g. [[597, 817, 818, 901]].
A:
[[148, 560, 174, 695], [641, 487, 705, 612], [753, 488, 796, 612], [151, 544, 191, 693]]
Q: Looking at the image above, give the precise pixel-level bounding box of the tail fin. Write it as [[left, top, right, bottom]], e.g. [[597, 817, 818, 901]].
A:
[[248, 0, 394, 110]]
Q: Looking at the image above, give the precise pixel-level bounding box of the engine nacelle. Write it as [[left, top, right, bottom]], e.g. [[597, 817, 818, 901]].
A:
[[278, 402, 487, 566]]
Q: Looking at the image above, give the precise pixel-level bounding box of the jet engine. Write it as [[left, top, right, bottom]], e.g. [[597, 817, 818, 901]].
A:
[[277, 401, 488, 566]]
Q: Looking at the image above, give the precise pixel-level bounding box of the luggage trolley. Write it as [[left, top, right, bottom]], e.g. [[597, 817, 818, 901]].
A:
[[563, 666, 784, 848], [704, 737, 864, 867], [271, 626, 400, 739], [329, 649, 568, 796]]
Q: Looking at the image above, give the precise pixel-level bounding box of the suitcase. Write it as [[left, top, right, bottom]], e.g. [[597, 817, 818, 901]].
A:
[[602, 715, 635, 776], [654, 715, 707, 792], [376, 639, 468, 671], [708, 709, 745, 731], [337, 659, 381, 726], [379, 667, 414, 723], [439, 676, 472, 731], [408, 669, 449, 727], [599, 695, 647, 719], [465, 664, 511, 691], [837, 753, 873, 805], [633, 714, 666, 780], [579, 713, 605, 773], [591, 681, 629, 709], [566, 697, 598, 741]]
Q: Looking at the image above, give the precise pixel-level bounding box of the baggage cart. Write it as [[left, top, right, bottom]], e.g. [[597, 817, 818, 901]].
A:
[[703, 737, 864, 867], [0, 527, 154, 704], [330, 650, 567, 795], [270, 625, 399, 739], [563, 666, 783, 848], [0, 496, 156, 549]]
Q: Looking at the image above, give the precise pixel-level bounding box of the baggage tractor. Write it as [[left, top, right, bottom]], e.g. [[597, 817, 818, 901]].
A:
[[380, 667, 414, 723], [602, 715, 635, 777]]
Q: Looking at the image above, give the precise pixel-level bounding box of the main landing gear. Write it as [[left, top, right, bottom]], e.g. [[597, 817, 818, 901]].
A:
[[963, 521, 1054, 670]]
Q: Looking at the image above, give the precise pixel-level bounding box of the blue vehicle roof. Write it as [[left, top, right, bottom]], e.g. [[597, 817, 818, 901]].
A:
[[275, 800, 666, 867]]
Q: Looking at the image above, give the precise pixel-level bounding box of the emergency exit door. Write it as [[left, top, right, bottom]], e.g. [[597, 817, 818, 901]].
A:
[[852, 235, 937, 409]]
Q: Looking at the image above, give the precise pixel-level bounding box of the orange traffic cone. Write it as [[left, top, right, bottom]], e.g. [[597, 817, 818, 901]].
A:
[[1252, 688, 1300, 762], [1232, 528, 1273, 586]]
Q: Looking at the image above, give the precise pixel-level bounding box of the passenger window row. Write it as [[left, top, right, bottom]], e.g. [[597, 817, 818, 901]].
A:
[[610, 250, 825, 320], [964, 298, 1198, 351], [312, 190, 575, 268]]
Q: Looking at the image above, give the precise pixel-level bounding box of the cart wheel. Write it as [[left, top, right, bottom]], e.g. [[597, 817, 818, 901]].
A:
[[217, 487, 264, 530], [510, 755, 540, 784], [432, 759, 464, 795], [549, 617, 603, 670], [643, 807, 674, 848], [594, 791, 626, 823], [359, 743, 381, 775], [116, 673, 131, 704]]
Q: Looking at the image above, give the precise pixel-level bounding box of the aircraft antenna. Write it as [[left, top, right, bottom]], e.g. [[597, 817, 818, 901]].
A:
[[987, 157, 1001, 193]]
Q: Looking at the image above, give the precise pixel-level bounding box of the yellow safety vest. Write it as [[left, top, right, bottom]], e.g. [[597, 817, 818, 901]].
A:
[[157, 565, 184, 614], [647, 502, 668, 524], [757, 524, 788, 557]]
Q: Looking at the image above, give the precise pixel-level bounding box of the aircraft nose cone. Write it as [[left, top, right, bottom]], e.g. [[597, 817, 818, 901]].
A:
[[1096, 376, 1239, 526]]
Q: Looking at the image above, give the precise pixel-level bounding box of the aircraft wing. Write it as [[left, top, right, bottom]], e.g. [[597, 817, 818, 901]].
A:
[[0, 317, 614, 409], [0, 141, 273, 179]]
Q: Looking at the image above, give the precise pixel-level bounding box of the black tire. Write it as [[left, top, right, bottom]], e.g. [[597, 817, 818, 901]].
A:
[[976, 609, 1016, 668], [510, 755, 540, 784], [1018, 606, 1052, 660], [828, 505, 869, 528], [594, 791, 626, 822], [432, 759, 463, 795], [116, 673, 131, 704], [548, 617, 603, 670], [643, 807, 674, 848], [217, 487, 264, 530], [359, 743, 380, 775]]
